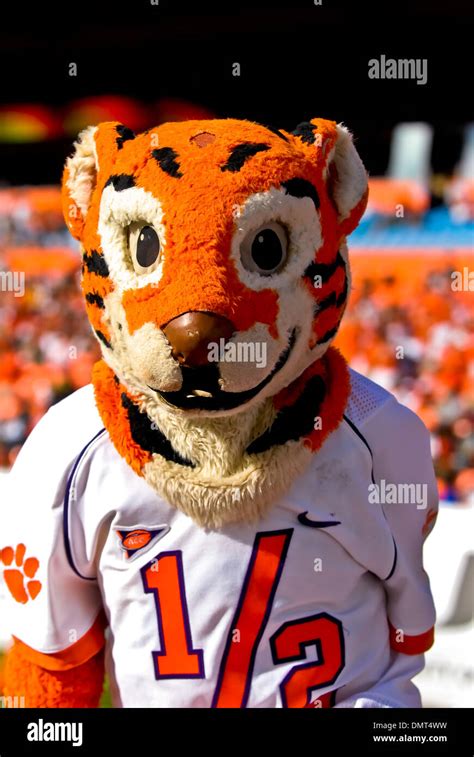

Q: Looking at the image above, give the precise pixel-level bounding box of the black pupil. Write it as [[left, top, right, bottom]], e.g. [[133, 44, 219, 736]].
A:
[[251, 229, 284, 271], [136, 226, 160, 268]]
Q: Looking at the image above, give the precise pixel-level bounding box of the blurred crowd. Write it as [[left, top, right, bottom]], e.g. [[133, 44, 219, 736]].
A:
[[0, 274, 100, 468], [0, 187, 473, 504], [336, 252, 474, 505], [0, 188, 100, 468]]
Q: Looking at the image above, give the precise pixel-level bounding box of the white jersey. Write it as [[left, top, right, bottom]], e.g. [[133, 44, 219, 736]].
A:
[[0, 370, 438, 708]]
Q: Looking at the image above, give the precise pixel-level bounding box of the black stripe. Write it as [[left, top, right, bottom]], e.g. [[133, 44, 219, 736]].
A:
[[316, 324, 340, 345], [315, 291, 337, 313], [291, 121, 318, 145], [337, 275, 349, 307], [282, 177, 320, 209], [121, 393, 195, 467], [314, 275, 349, 315], [116, 124, 135, 150], [246, 375, 326, 455], [263, 124, 289, 142], [85, 292, 105, 308], [152, 147, 183, 178], [221, 142, 270, 173], [105, 174, 136, 191], [82, 249, 109, 278], [304, 250, 345, 285], [95, 330, 112, 349]]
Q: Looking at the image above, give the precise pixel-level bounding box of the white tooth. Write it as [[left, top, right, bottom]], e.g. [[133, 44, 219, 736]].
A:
[[190, 389, 213, 398]]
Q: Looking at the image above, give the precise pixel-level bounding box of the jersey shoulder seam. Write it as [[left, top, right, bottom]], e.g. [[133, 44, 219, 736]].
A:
[[63, 427, 107, 582]]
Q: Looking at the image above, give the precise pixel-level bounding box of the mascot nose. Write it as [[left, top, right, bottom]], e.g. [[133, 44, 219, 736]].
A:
[[162, 311, 235, 368]]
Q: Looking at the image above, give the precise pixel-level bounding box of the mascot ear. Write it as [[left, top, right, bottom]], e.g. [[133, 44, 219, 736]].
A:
[[327, 124, 369, 236], [290, 119, 368, 236], [61, 121, 135, 241]]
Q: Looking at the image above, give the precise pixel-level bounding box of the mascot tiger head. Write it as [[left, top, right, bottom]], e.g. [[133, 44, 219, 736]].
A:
[[62, 118, 368, 527]]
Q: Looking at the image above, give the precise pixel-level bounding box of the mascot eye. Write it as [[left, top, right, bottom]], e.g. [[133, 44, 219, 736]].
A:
[[128, 223, 161, 274], [241, 222, 289, 276]]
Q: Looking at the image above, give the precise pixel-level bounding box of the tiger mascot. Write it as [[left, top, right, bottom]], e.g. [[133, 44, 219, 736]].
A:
[[0, 118, 437, 708]]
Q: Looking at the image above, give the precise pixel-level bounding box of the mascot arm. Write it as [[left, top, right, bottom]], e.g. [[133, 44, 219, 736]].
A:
[[334, 650, 426, 708], [0, 403, 108, 708], [337, 397, 438, 708], [3, 640, 104, 708]]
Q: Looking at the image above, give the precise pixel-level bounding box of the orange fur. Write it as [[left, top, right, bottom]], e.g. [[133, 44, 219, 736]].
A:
[[82, 269, 114, 300], [92, 360, 152, 474], [312, 305, 344, 344], [303, 347, 350, 452], [85, 302, 111, 344], [3, 642, 104, 708], [122, 278, 280, 337], [274, 346, 350, 453]]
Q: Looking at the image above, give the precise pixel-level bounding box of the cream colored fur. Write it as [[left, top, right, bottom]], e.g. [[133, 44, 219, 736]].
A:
[[98, 185, 167, 290], [326, 125, 368, 221], [143, 441, 314, 528], [64, 126, 99, 219]]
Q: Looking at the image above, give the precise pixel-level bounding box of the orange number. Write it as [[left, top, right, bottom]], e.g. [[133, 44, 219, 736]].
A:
[[142, 535, 345, 706], [142, 551, 205, 679], [270, 613, 345, 707]]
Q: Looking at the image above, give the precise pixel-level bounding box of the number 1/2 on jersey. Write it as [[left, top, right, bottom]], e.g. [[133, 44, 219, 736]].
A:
[[141, 529, 345, 707]]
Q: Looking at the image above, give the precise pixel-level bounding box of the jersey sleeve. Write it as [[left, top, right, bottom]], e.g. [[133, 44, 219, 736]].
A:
[[0, 394, 107, 670], [336, 387, 438, 707], [334, 650, 425, 708], [363, 397, 438, 655]]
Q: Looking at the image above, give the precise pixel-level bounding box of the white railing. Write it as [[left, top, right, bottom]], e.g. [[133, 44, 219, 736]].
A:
[[414, 504, 474, 707]]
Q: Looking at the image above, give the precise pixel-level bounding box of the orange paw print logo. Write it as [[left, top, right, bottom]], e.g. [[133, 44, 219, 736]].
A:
[[0, 544, 42, 604]]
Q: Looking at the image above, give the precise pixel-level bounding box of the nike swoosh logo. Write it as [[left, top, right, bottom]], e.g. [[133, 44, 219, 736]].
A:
[[297, 512, 341, 529]]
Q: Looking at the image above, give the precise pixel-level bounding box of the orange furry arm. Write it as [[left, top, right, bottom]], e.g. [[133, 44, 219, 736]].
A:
[[3, 640, 104, 708]]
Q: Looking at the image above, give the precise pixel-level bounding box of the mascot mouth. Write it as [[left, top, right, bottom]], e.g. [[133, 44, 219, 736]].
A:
[[152, 328, 298, 411]]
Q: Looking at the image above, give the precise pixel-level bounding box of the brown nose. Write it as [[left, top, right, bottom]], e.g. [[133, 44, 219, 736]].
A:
[[162, 311, 235, 368]]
